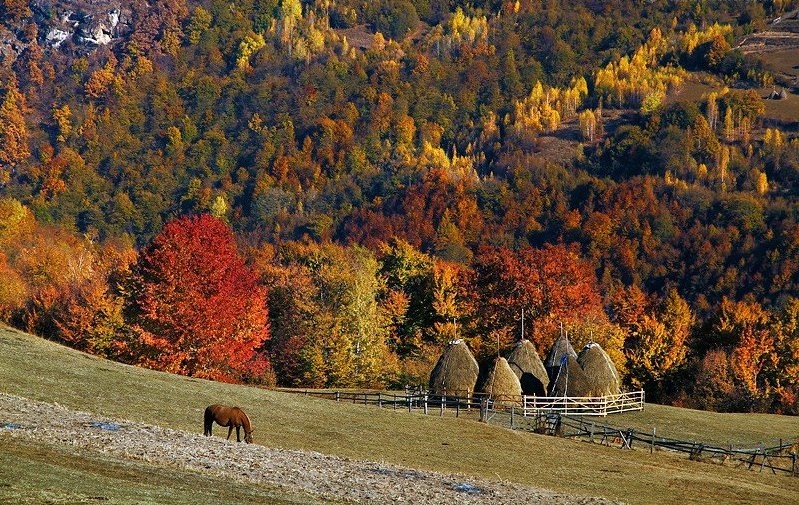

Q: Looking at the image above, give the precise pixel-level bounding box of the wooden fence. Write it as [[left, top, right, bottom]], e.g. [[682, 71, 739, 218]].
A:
[[555, 415, 799, 477], [277, 387, 798, 477], [277, 388, 483, 417], [522, 390, 645, 416], [277, 388, 644, 417]]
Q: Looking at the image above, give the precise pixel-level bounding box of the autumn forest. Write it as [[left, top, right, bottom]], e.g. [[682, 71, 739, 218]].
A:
[[2, 0, 799, 414]]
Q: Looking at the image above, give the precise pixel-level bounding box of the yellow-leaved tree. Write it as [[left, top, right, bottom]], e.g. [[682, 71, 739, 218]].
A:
[[0, 84, 30, 184], [703, 298, 775, 411], [265, 242, 398, 388], [612, 286, 693, 393]]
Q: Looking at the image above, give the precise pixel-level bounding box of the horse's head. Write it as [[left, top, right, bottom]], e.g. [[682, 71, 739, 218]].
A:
[[244, 428, 254, 444]]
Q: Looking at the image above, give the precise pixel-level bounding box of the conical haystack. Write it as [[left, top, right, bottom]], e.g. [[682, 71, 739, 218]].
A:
[[479, 357, 522, 407], [507, 339, 549, 396], [577, 343, 621, 397], [548, 355, 591, 397], [428, 340, 479, 397], [544, 332, 577, 381]]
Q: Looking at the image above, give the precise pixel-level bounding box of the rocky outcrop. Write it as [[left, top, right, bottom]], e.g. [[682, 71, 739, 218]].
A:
[[33, 1, 133, 49], [0, 1, 134, 62]]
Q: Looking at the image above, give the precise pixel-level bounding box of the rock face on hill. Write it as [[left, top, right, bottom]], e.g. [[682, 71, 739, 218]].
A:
[[1, 1, 134, 62], [34, 1, 131, 49], [0, 393, 622, 505]]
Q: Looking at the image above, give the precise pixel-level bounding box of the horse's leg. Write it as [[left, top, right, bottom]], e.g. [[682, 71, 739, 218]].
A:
[[227, 425, 234, 440], [236, 426, 241, 442]]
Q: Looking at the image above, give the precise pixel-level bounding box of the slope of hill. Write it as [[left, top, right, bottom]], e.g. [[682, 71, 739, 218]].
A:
[[3, 393, 600, 504], [2, 326, 798, 505]]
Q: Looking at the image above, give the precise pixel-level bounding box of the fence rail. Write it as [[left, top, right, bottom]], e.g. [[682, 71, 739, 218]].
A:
[[556, 415, 799, 477], [275, 388, 644, 417], [276, 387, 798, 477], [276, 389, 485, 416], [522, 390, 645, 416]]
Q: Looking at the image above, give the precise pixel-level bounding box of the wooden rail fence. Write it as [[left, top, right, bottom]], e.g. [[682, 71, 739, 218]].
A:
[[555, 416, 799, 477], [522, 390, 645, 416], [277, 387, 798, 477], [277, 388, 645, 417]]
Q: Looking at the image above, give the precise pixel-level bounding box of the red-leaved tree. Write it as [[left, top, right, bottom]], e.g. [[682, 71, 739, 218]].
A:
[[470, 243, 605, 357], [123, 214, 270, 383]]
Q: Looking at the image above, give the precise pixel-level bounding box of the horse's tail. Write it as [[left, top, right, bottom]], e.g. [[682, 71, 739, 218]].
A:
[[203, 406, 213, 436]]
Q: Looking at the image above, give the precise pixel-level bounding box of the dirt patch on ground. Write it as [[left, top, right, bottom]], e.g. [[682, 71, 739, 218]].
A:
[[0, 393, 621, 504]]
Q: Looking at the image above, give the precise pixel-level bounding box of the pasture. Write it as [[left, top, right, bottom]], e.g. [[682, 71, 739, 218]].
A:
[[1, 325, 799, 504], [0, 437, 316, 505]]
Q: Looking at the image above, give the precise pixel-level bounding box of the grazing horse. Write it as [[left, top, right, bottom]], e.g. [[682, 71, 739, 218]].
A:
[[203, 404, 254, 443]]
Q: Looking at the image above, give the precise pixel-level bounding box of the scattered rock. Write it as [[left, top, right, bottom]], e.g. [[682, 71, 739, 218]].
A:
[[0, 393, 623, 504]]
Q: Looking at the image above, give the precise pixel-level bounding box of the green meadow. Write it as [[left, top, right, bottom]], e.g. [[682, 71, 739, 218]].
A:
[[1, 325, 798, 505]]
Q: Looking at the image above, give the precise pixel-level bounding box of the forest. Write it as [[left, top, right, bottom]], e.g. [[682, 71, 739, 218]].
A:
[[2, 0, 799, 413]]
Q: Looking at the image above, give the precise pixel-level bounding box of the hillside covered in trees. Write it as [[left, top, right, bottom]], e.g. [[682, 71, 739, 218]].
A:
[[2, 0, 799, 413]]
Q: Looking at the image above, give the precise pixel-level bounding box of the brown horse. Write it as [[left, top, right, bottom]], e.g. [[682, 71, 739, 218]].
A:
[[203, 404, 254, 443]]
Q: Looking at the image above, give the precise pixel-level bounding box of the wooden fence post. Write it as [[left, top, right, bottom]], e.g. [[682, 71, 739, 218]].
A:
[[792, 452, 797, 476], [651, 427, 656, 454], [335, 391, 340, 402], [424, 393, 428, 415], [511, 406, 515, 429], [440, 395, 444, 416]]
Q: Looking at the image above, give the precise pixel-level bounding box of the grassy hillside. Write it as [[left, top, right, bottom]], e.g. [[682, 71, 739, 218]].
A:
[[0, 438, 317, 505], [2, 325, 799, 505]]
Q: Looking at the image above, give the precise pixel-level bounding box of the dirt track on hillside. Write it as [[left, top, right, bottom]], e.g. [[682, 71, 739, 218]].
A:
[[0, 393, 622, 504]]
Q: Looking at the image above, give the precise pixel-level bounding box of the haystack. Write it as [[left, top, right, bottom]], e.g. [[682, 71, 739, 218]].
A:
[[548, 354, 591, 397], [506, 339, 549, 396], [544, 332, 577, 381], [428, 340, 479, 397], [577, 342, 621, 397], [479, 357, 522, 407]]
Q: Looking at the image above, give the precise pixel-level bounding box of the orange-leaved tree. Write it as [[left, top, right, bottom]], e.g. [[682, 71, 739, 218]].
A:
[[700, 297, 775, 411], [611, 286, 693, 393], [470, 243, 605, 359], [0, 84, 30, 184], [123, 214, 270, 383]]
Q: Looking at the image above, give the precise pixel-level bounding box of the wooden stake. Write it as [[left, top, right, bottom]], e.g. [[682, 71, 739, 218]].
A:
[[651, 427, 656, 454]]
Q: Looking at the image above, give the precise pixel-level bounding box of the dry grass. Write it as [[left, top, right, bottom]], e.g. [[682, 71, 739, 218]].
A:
[[611, 402, 799, 447], [428, 340, 479, 396], [761, 89, 799, 124], [507, 339, 549, 396], [549, 354, 593, 397], [2, 326, 799, 505], [667, 78, 719, 105], [0, 438, 316, 505], [670, 72, 799, 128], [479, 357, 522, 406], [756, 47, 799, 79], [577, 343, 621, 397]]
